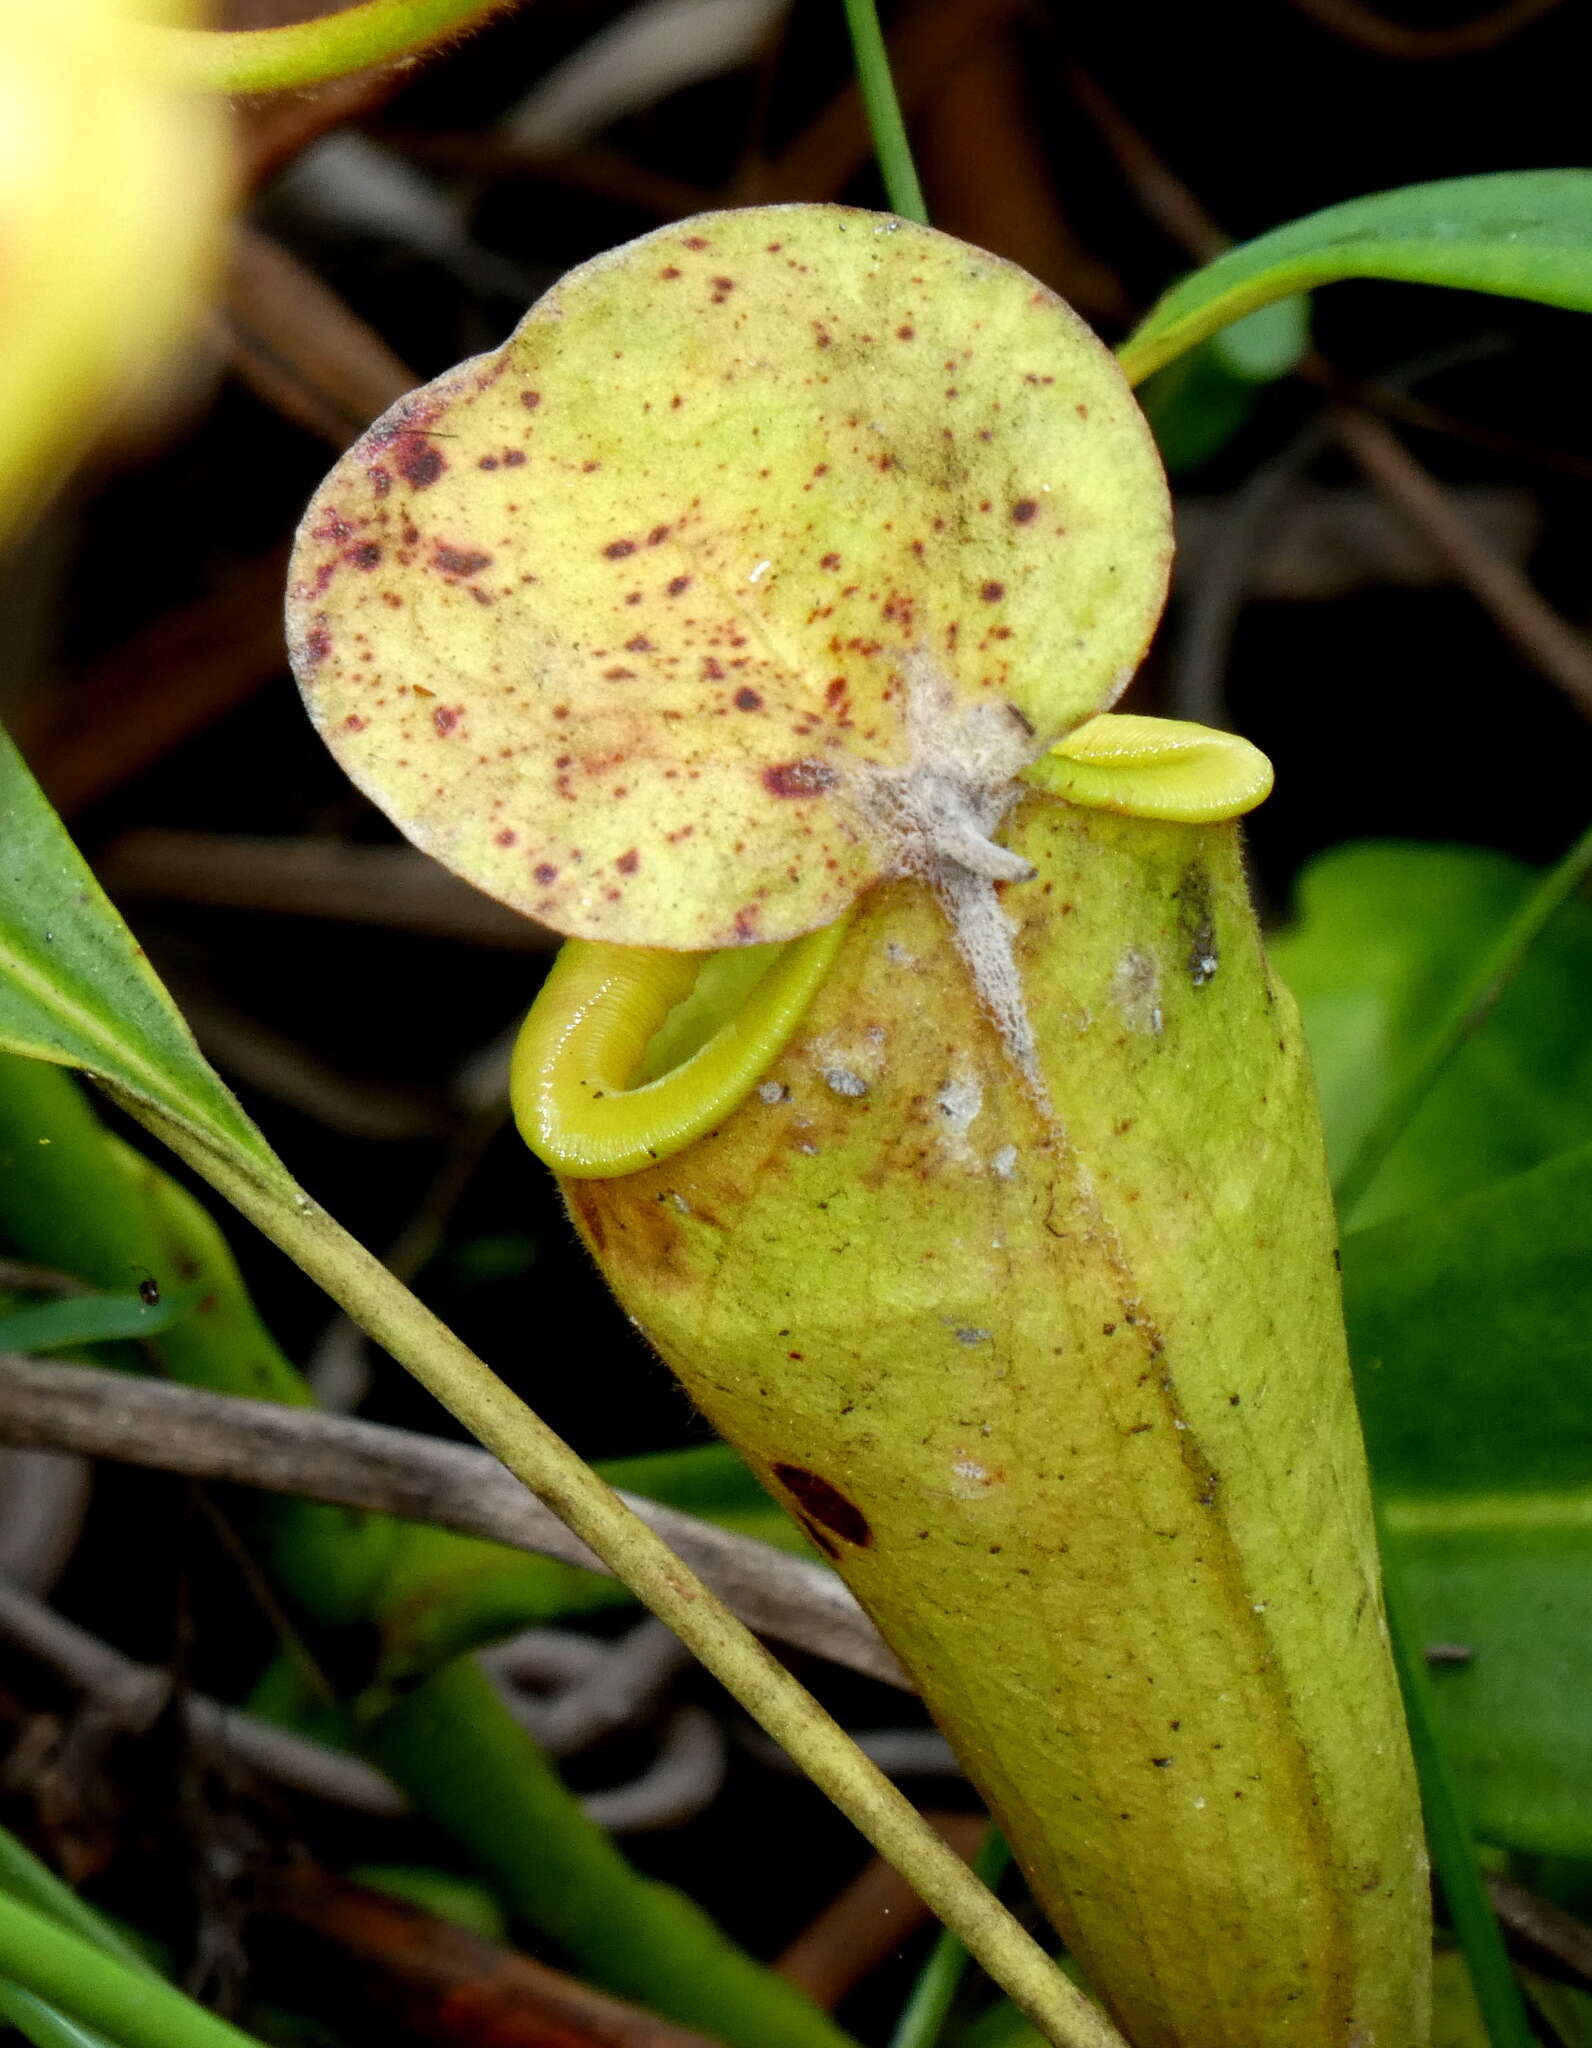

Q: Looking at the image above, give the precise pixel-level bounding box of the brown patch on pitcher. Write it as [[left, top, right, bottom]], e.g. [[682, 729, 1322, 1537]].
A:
[[771, 1464, 874, 1547]]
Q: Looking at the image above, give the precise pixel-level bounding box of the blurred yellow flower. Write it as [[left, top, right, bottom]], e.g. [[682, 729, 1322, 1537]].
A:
[[0, 0, 227, 545]]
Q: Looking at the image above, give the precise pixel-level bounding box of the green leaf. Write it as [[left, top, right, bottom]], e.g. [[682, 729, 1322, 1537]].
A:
[[1119, 171, 1592, 384], [1138, 297, 1312, 474], [0, 726, 286, 1194], [1138, 344, 1264, 475], [1209, 296, 1310, 382], [0, 1288, 192, 1353], [1271, 841, 1592, 1230], [1344, 1142, 1592, 1856]]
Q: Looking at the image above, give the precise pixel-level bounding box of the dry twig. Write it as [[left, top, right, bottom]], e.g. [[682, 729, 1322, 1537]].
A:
[[223, 226, 416, 449], [1486, 1874, 1592, 1990], [1279, 0, 1568, 61], [0, 1357, 907, 1691], [260, 1859, 737, 2047], [99, 830, 555, 951], [775, 1810, 987, 2008], [0, 1575, 406, 1815]]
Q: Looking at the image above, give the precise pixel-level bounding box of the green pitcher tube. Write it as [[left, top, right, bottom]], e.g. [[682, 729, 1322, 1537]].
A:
[[517, 789, 1430, 2048]]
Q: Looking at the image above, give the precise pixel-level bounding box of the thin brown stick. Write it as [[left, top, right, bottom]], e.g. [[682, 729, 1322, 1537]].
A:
[[223, 226, 416, 449], [1486, 1874, 1592, 1990], [0, 1357, 908, 1692], [917, 29, 1128, 323], [0, 1261, 89, 1300], [391, 131, 715, 222], [748, 0, 1021, 206], [1279, 0, 1568, 61], [98, 831, 556, 951], [168, 979, 453, 1141], [1067, 62, 1592, 722], [775, 1811, 987, 2009], [260, 1859, 736, 2047], [1328, 405, 1592, 716], [15, 545, 293, 817], [0, 1575, 406, 1814]]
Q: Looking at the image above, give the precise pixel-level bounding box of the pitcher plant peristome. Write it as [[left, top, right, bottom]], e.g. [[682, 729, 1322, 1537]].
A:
[[288, 205, 1429, 2047]]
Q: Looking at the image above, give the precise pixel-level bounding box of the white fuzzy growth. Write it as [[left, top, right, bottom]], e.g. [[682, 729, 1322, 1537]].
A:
[[853, 654, 1049, 1101], [934, 1056, 985, 1169]]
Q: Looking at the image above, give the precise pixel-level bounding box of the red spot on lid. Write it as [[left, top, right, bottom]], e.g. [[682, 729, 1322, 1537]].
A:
[[369, 466, 392, 496], [533, 862, 559, 884], [503, 449, 526, 466], [819, 552, 841, 570], [1012, 499, 1038, 523], [897, 325, 915, 340], [981, 580, 1006, 602], [433, 706, 460, 735], [683, 235, 710, 250], [734, 687, 763, 711], [522, 390, 542, 410], [343, 713, 365, 731], [660, 266, 682, 279], [763, 758, 838, 798], [496, 829, 517, 846], [397, 440, 446, 488], [604, 538, 637, 559], [434, 545, 492, 577], [667, 575, 692, 596], [478, 455, 499, 470], [347, 541, 382, 569], [616, 849, 640, 874], [647, 524, 672, 546], [625, 635, 653, 653]]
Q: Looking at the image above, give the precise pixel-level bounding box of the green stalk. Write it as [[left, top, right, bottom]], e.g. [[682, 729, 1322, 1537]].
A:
[[1378, 1517, 1532, 2048], [367, 1656, 858, 2048], [0, 1825, 154, 2048], [123, 1089, 1124, 2048], [889, 1828, 1012, 2048], [130, 0, 517, 95], [0, 1892, 262, 2048], [839, 0, 928, 225], [0, 1984, 117, 2048], [0, 1824, 153, 1974], [1335, 822, 1592, 1224]]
